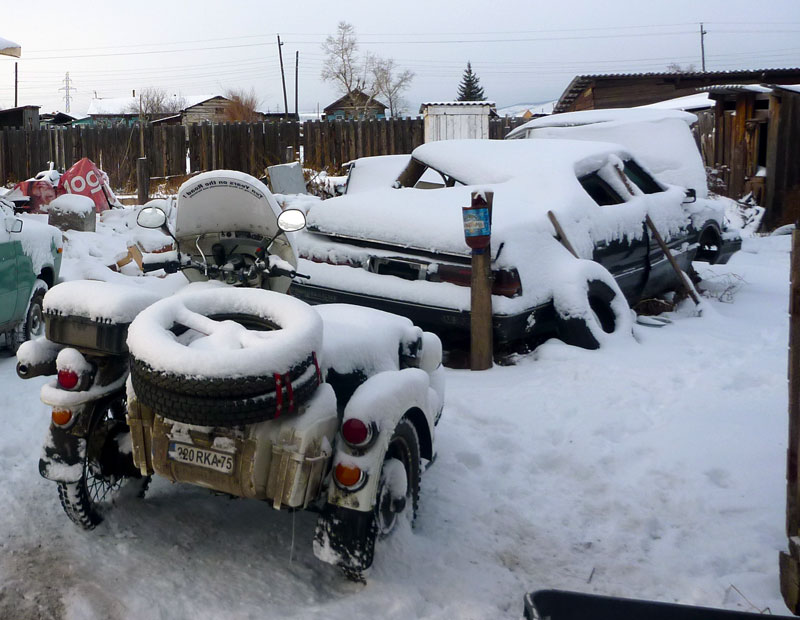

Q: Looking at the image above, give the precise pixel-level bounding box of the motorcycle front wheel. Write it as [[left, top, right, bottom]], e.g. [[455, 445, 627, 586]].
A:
[[56, 396, 148, 529]]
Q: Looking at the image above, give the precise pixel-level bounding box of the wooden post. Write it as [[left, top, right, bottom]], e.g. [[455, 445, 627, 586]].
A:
[[645, 214, 700, 306], [781, 230, 800, 614], [136, 157, 149, 205], [468, 191, 494, 370]]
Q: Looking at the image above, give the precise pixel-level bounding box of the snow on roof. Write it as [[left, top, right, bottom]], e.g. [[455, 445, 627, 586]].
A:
[[87, 94, 222, 116], [0, 36, 21, 58], [497, 101, 557, 117], [419, 101, 496, 113], [774, 83, 800, 94], [505, 107, 696, 140], [704, 84, 773, 94], [639, 93, 713, 111]]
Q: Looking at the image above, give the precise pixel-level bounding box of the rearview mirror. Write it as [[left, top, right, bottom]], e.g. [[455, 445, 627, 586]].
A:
[[137, 206, 167, 229], [277, 209, 306, 233], [5, 217, 22, 233], [683, 188, 697, 203]]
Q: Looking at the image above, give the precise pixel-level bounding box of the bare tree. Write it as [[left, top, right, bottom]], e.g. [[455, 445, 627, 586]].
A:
[[666, 62, 698, 73], [224, 88, 261, 122], [125, 87, 186, 121], [373, 58, 414, 117], [321, 22, 399, 118]]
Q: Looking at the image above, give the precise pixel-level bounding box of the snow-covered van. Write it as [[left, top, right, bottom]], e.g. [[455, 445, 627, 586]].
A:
[[291, 138, 741, 352], [0, 197, 62, 350]]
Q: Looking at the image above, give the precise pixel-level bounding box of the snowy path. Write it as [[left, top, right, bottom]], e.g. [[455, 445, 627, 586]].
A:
[[0, 235, 791, 619]]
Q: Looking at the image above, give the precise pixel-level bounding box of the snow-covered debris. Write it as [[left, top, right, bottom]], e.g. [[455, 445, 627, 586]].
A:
[[48, 194, 94, 215]]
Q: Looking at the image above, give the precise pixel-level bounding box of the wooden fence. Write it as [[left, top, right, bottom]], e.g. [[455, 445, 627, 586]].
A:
[[0, 117, 527, 191]]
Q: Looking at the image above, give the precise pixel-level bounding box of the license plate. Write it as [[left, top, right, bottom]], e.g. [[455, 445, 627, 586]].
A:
[[168, 442, 235, 474]]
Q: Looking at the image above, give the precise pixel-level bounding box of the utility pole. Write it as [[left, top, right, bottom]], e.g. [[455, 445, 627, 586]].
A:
[[277, 34, 288, 120], [59, 72, 76, 113], [14, 62, 17, 107], [700, 22, 707, 72], [294, 50, 299, 118]]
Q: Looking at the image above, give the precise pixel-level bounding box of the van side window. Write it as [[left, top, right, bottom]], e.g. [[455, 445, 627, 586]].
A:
[[623, 160, 664, 194], [579, 172, 625, 206]]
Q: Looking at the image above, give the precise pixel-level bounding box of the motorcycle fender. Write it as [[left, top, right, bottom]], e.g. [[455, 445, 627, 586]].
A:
[[325, 368, 434, 513], [39, 424, 86, 483]]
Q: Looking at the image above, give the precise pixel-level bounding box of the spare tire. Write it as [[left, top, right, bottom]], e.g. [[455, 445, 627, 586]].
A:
[[128, 287, 323, 426]]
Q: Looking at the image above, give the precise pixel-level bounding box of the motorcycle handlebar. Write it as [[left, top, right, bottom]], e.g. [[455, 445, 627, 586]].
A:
[[143, 255, 310, 281]]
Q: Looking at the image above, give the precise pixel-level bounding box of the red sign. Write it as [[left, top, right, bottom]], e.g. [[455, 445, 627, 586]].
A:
[[58, 158, 115, 213], [13, 180, 57, 213]]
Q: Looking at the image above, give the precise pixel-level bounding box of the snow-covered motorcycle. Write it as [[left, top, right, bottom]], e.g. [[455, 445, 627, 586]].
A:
[[16, 171, 445, 580]]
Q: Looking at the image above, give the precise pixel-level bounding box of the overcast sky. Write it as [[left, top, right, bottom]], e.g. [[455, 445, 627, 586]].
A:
[[2, 0, 799, 117]]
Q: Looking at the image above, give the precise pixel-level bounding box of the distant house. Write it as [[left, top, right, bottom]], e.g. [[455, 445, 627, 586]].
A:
[[323, 91, 387, 120], [40, 111, 76, 126], [554, 68, 800, 113], [86, 95, 248, 125], [0, 105, 39, 129]]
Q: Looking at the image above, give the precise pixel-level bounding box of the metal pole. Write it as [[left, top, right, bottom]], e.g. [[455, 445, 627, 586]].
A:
[[277, 35, 288, 120], [700, 23, 707, 72], [14, 62, 17, 107], [295, 50, 299, 118]]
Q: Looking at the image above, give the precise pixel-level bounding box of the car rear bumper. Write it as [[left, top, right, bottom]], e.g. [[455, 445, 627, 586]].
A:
[[289, 283, 553, 346]]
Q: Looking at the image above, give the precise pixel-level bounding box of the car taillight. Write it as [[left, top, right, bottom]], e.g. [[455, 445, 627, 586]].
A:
[[492, 269, 523, 297], [334, 463, 365, 490], [436, 265, 522, 298], [57, 369, 80, 390], [342, 418, 373, 447]]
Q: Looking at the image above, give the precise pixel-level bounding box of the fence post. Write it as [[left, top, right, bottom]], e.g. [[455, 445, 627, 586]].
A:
[[137, 157, 149, 205]]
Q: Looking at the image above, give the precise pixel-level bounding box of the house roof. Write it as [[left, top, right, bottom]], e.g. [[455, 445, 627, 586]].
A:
[[554, 67, 800, 113], [87, 94, 225, 116], [323, 91, 387, 113]]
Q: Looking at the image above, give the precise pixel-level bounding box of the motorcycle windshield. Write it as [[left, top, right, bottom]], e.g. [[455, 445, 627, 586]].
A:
[[175, 171, 283, 240]]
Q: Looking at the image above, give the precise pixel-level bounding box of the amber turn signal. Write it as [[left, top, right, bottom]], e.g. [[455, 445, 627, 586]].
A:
[[334, 463, 364, 489], [51, 409, 73, 426]]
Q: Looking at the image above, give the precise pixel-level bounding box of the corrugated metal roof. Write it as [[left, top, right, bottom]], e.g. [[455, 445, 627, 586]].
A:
[[554, 68, 800, 113]]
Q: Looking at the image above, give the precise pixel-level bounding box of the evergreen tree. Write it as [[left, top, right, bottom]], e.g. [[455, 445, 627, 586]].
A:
[[456, 62, 485, 101]]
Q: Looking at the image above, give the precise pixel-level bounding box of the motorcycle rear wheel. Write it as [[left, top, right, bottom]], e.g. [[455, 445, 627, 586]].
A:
[[56, 400, 148, 530]]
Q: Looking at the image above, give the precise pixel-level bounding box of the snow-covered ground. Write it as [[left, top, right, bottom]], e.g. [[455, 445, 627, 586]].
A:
[[0, 211, 791, 618]]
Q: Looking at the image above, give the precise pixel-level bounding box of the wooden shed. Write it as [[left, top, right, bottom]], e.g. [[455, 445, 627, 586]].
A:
[[554, 68, 800, 113], [420, 101, 496, 143], [0, 105, 40, 130], [691, 83, 800, 228]]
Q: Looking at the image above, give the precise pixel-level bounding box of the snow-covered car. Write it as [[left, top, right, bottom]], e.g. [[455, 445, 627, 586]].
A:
[[291, 139, 741, 351], [343, 154, 446, 194], [0, 197, 62, 350], [505, 108, 709, 201]]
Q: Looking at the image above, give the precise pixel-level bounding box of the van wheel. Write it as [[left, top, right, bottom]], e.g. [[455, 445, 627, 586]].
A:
[[10, 279, 48, 353]]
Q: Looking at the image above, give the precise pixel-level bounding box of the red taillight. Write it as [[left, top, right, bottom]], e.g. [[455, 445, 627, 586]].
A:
[[57, 369, 79, 390], [436, 264, 472, 288], [342, 418, 372, 447], [492, 269, 523, 297], [436, 265, 522, 298]]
